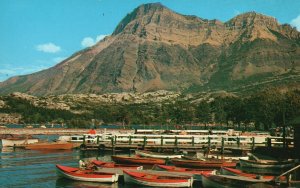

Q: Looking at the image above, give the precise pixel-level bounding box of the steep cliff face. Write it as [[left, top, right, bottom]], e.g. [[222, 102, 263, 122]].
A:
[[0, 3, 299, 95]]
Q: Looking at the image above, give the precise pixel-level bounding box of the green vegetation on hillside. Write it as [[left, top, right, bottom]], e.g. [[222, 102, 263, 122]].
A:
[[0, 89, 299, 131]]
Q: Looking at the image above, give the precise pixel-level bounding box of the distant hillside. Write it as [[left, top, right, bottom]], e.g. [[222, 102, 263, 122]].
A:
[[0, 3, 299, 96]]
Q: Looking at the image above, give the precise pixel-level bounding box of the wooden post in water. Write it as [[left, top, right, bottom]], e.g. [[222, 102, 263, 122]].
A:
[[221, 137, 225, 154], [207, 137, 211, 156], [267, 138, 271, 148], [96, 135, 100, 144], [251, 137, 255, 151], [192, 136, 194, 147], [143, 136, 147, 147], [110, 136, 115, 155], [129, 135, 132, 145], [111, 137, 114, 147]]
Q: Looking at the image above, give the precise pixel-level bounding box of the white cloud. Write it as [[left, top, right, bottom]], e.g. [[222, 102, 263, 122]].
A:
[[0, 65, 48, 81], [81, 37, 95, 48], [291, 15, 300, 31], [96, 34, 107, 42], [81, 34, 108, 48], [234, 10, 241, 16], [36, 43, 61, 53]]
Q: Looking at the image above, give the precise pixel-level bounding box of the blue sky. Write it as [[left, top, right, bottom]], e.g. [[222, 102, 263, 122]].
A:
[[0, 0, 299, 82]]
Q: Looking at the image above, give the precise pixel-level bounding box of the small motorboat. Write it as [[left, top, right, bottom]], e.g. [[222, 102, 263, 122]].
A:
[[221, 167, 284, 180], [123, 170, 193, 187], [202, 174, 274, 188], [25, 142, 74, 150], [171, 158, 236, 169], [92, 160, 143, 170], [155, 164, 214, 181], [56, 164, 119, 183], [1, 135, 39, 147], [239, 158, 295, 169], [111, 155, 166, 165], [135, 150, 183, 159]]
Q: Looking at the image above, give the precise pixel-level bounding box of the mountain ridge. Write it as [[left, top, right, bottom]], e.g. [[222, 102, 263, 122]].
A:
[[0, 3, 299, 96]]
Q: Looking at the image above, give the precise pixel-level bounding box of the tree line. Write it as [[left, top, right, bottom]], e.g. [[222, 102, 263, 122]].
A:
[[1, 89, 299, 131]]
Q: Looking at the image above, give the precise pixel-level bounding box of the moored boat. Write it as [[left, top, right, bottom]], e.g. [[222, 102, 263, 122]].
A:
[[25, 142, 74, 150], [239, 158, 295, 169], [92, 160, 143, 170], [123, 170, 193, 187], [155, 164, 214, 181], [220, 167, 280, 180], [56, 164, 119, 183], [111, 155, 165, 165], [171, 158, 236, 169], [1, 137, 39, 147], [135, 150, 183, 159], [202, 174, 274, 188]]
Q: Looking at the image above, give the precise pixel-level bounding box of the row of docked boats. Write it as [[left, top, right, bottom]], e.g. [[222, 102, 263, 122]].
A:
[[56, 150, 299, 187]]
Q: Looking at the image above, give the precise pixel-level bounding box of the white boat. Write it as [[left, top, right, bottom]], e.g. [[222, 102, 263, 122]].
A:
[[1, 137, 39, 147], [239, 158, 295, 169], [123, 170, 193, 187], [135, 150, 183, 159]]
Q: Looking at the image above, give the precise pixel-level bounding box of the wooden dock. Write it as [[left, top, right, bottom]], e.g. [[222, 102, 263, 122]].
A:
[[79, 134, 293, 155], [80, 137, 262, 155]]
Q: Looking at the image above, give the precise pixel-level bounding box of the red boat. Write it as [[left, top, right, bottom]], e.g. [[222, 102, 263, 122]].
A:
[[92, 160, 143, 170], [56, 164, 119, 183], [221, 167, 285, 181], [25, 142, 74, 150], [123, 170, 193, 187], [155, 164, 213, 181], [171, 158, 236, 168], [111, 155, 165, 165]]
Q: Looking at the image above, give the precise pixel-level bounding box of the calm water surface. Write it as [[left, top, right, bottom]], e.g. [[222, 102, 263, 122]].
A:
[[0, 147, 204, 188]]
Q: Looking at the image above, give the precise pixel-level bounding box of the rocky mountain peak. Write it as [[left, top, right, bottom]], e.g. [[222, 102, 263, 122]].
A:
[[112, 3, 166, 35], [226, 11, 279, 28]]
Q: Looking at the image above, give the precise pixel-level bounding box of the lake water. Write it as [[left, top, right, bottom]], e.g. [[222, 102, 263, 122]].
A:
[[0, 147, 205, 188], [0, 133, 289, 188]]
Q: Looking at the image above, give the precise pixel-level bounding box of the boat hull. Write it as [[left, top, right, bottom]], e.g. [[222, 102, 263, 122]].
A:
[[25, 142, 74, 150], [1, 138, 39, 147], [111, 155, 165, 165], [239, 159, 294, 169], [220, 167, 279, 180], [56, 164, 118, 183], [172, 159, 236, 169], [155, 165, 213, 181], [92, 160, 143, 170], [123, 170, 193, 187], [202, 174, 273, 188], [135, 150, 182, 159]]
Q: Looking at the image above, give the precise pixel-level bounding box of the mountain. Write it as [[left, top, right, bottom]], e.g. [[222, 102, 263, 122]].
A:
[[0, 3, 299, 96]]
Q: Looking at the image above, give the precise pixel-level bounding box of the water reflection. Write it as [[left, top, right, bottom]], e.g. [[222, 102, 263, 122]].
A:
[[56, 177, 203, 188], [56, 178, 119, 188]]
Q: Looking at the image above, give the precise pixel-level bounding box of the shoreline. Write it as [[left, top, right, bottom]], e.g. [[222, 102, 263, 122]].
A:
[[0, 128, 133, 135]]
